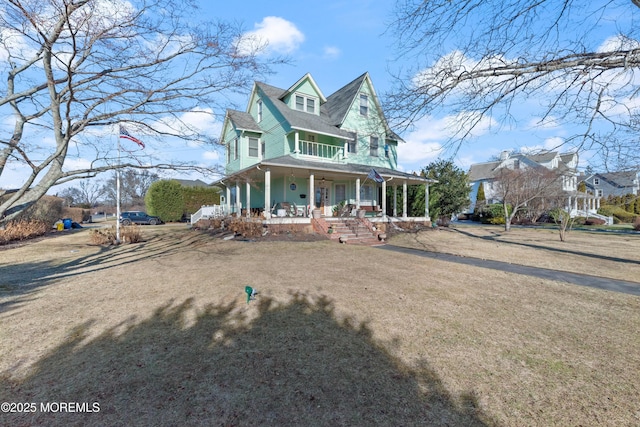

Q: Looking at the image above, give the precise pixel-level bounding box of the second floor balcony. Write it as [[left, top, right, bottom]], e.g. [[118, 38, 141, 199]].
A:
[[297, 139, 345, 162]]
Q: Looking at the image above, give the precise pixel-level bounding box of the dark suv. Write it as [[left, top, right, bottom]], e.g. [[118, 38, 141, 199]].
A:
[[119, 211, 163, 225]]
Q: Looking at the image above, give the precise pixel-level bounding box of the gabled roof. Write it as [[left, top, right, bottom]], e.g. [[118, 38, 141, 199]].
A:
[[590, 171, 639, 188], [255, 81, 354, 140], [468, 151, 577, 182], [283, 73, 327, 103], [468, 161, 500, 181], [173, 179, 210, 187], [226, 110, 262, 133], [322, 73, 367, 126]]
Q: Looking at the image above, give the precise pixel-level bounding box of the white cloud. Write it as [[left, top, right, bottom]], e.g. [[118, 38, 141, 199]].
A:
[[202, 151, 219, 160], [62, 157, 93, 172], [597, 34, 640, 53], [151, 107, 220, 146], [323, 46, 341, 60], [236, 17, 304, 56]]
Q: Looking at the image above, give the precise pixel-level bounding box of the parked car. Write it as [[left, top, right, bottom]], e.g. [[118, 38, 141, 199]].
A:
[[119, 211, 163, 225]]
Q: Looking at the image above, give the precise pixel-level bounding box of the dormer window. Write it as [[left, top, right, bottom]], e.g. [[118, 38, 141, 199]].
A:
[[257, 100, 263, 122], [594, 178, 600, 185], [295, 94, 317, 114]]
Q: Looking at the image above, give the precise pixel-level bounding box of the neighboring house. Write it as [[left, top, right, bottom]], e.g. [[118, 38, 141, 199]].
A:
[[582, 171, 640, 198], [467, 151, 579, 212], [213, 72, 435, 222], [173, 179, 211, 188]]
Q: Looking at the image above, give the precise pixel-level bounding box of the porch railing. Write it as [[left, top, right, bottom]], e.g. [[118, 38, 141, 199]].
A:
[[299, 139, 344, 161], [191, 204, 227, 225]]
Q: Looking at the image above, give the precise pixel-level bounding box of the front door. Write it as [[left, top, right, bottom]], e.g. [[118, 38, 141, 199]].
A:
[[315, 185, 330, 216]]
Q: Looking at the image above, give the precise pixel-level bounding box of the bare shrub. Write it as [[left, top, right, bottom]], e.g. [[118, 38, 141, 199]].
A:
[[633, 217, 640, 231], [89, 227, 117, 245], [0, 220, 50, 244], [227, 218, 263, 238], [122, 225, 142, 243]]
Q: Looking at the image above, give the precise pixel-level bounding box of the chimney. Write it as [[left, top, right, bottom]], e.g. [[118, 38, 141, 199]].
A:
[[500, 150, 510, 161]]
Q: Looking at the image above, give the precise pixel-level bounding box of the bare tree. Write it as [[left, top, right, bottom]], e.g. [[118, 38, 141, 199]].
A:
[[0, 0, 281, 225], [58, 179, 103, 207], [386, 1, 640, 167], [101, 169, 158, 207], [492, 167, 563, 231]]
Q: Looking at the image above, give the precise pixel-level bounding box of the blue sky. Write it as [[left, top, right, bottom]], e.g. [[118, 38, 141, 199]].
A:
[[2, 0, 635, 192], [194, 0, 607, 173]]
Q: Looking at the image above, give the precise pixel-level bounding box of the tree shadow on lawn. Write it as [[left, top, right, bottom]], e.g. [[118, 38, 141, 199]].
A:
[[452, 227, 640, 266], [1, 293, 491, 426], [0, 230, 234, 315]]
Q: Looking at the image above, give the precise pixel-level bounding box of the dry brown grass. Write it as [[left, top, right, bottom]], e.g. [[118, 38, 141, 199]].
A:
[[1, 224, 639, 426], [390, 224, 640, 282]]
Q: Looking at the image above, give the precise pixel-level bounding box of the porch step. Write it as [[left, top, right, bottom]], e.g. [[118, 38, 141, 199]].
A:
[[325, 219, 384, 246]]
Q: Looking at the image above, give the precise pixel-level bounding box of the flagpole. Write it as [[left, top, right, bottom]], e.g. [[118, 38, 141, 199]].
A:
[[116, 124, 121, 244]]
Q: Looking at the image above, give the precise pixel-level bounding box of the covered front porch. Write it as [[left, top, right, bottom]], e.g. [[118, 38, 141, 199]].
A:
[[215, 157, 434, 224]]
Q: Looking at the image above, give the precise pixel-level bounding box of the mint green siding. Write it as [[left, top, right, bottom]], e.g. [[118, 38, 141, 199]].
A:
[[341, 79, 398, 169], [224, 73, 399, 177]]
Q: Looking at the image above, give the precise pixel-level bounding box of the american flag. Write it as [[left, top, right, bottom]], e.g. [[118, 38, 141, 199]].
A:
[[367, 168, 384, 183], [119, 124, 145, 148]]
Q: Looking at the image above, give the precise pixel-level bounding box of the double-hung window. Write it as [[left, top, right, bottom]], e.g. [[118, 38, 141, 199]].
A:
[[369, 136, 379, 157], [248, 137, 259, 158], [360, 94, 368, 116], [295, 94, 317, 114], [347, 132, 357, 154]]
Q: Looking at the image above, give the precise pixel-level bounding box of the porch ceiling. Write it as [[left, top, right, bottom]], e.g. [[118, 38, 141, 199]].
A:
[[218, 156, 434, 186]]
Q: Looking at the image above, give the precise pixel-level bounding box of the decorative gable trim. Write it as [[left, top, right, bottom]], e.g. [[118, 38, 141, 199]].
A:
[[283, 72, 327, 103]]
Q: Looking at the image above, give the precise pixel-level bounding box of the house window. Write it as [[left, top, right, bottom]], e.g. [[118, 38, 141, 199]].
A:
[[361, 185, 373, 201], [348, 132, 357, 154], [594, 178, 600, 185], [234, 138, 238, 160], [369, 136, 379, 156], [248, 137, 259, 157], [384, 143, 389, 158], [226, 142, 231, 163], [261, 140, 265, 158], [295, 93, 317, 113], [360, 94, 368, 116], [597, 189, 603, 197], [335, 184, 346, 203], [257, 100, 263, 122], [513, 160, 520, 169]]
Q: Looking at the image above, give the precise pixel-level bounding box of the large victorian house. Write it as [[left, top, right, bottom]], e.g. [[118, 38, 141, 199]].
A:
[[213, 72, 434, 224]]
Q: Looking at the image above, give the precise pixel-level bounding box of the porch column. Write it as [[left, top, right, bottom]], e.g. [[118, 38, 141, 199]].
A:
[[382, 179, 387, 220], [264, 168, 271, 219], [343, 141, 348, 159], [225, 186, 231, 215], [309, 173, 315, 217], [356, 178, 361, 209], [235, 181, 241, 215], [425, 184, 430, 219], [294, 131, 300, 154], [403, 180, 408, 219], [597, 198, 600, 209], [393, 185, 398, 217], [245, 182, 251, 218]]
